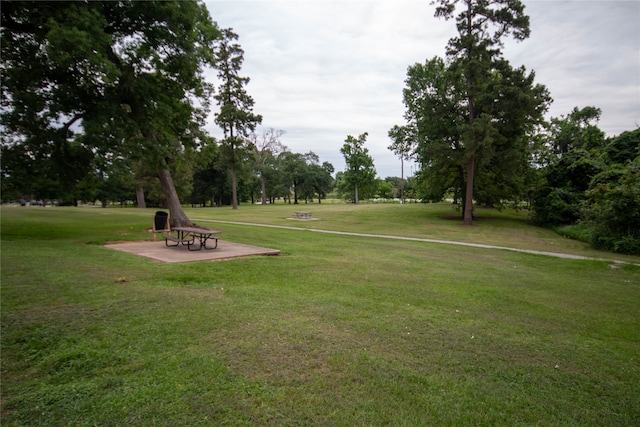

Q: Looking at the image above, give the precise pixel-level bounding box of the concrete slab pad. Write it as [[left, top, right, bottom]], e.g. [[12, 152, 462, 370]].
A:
[[104, 240, 280, 263]]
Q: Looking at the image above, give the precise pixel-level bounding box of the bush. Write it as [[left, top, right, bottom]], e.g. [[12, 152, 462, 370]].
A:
[[530, 186, 581, 226]]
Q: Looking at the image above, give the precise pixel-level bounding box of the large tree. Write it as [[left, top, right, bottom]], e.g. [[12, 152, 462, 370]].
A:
[[432, 0, 547, 224], [1, 1, 220, 226], [401, 57, 548, 210], [213, 28, 263, 210], [340, 132, 377, 204], [401, 56, 466, 204]]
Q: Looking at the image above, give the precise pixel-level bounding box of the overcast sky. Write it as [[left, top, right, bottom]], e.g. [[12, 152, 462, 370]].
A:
[[203, 0, 640, 179]]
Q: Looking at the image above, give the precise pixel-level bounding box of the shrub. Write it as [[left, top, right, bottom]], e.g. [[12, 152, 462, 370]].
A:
[[583, 160, 640, 254]]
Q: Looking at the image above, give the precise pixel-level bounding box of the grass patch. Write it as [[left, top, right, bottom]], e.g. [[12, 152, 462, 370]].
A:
[[555, 222, 593, 244], [2, 205, 639, 425]]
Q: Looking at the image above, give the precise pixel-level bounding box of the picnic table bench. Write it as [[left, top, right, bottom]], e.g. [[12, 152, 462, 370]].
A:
[[165, 226, 220, 251], [293, 211, 312, 219]]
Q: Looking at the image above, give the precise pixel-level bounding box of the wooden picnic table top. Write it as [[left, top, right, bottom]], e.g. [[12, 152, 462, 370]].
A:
[[172, 226, 221, 234]]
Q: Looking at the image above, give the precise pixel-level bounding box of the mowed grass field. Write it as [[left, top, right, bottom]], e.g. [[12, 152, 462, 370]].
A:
[[1, 203, 639, 426]]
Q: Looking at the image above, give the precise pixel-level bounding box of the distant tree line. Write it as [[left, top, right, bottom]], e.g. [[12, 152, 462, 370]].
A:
[[190, 132, 336, 206], [4, 0, 635, 254]]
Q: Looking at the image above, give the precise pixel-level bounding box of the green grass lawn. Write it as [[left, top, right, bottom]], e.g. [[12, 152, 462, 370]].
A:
[[2, 204, 639, 426]]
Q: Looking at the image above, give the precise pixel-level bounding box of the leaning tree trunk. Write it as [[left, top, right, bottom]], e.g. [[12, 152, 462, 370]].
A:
[[157, 168, 193, 228]]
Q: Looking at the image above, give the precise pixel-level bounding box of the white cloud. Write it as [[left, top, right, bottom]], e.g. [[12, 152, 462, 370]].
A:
[[205, 0, 640, 178]]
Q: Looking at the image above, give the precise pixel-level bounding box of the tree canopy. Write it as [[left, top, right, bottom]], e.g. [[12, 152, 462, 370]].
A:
[[340, 132, 377, 204], [531, 107, 640, 254], [423, 0, 549, 224], [1, 0, 219, 225]]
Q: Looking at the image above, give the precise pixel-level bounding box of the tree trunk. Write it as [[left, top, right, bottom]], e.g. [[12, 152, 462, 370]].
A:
[[231, 165, 239, 210], [157, 168, 193, 228], [260, 173, 267, 204], [463, 155, 475, 226], [354, 182, 359, 204], [136, 186, 146, 208], [463, 0, 475, 226], [400, 156, 405, 204]]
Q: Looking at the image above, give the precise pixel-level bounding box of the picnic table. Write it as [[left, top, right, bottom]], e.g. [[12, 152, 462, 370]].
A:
[[293, 211, 312, 219], [165, 226, 220, 251]]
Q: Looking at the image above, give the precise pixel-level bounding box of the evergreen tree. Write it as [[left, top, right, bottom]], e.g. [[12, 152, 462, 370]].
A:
[[213, 28, 262, 210], [432, 0, 548, 224]]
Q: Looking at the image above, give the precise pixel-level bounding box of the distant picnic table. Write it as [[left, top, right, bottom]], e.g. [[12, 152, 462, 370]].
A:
[[165, 226, 220, 251], [293, 211, 312, 219]]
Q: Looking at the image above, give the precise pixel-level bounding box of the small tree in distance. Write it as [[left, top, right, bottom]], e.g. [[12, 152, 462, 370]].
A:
[[250, 128, 287, 204], [340, 132, 376, 204], [388, 124, 415, 203]]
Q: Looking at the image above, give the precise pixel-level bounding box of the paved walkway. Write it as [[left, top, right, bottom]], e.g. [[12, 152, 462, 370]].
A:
[[194, 218, 638, 265]]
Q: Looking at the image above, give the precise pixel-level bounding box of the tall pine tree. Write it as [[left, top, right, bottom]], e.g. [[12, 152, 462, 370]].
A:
[[213, 28, 262, 209], [433, 0, 547, 224]]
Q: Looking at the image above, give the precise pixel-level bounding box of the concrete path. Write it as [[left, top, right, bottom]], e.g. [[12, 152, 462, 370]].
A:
[[194, 218, 638, 265]]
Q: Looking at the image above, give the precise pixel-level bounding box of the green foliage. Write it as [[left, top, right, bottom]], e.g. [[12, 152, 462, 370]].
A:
[[277, 151, 333, 204], [532, 186, 582, 226], [532, 109, 640, 254], [340, 132, 377, 203], [213, 28, 262, 139], [554, 223, 593, 244], [387, 124, 414, 165], [423, 0, 549, 224], [298, 162, 335, 203], [584, 155, 640, 254], [1, 1, 219, 214], [396, 1, 549, 220], [382, 176, 415, 200], [603, 128, 640, 164], [376, 180, 394, 199], [402, 57, 465, 203], [530, 107, 607, 226], [249, 128, 287, 204]]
